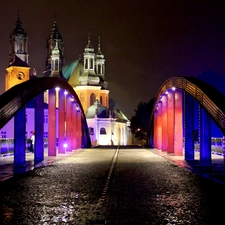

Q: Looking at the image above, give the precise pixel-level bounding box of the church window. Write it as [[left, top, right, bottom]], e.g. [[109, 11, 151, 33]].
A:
[[100, 96, 103, 104], [55, 59, 59, 71], [98, 64, 101, 74], [90, 58, 93, 69], [90, 93, 96, 106], [100, 127, 107, 135], [89, 127, 95, 135], [85, 59, 88, 69]]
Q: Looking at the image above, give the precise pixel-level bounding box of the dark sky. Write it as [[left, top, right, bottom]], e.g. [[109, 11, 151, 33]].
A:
[[1, 0, 225, 119]]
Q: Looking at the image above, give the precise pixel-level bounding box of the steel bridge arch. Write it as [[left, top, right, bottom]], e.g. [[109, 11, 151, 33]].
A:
[[148, 76, 225, 147], [0, 77, 91, 147]]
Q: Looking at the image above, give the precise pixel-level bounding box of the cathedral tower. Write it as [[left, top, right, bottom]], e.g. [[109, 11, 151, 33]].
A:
[[73, 35, 109, 114], [45, 21, 65, 78], [5, 16, 30, 91]]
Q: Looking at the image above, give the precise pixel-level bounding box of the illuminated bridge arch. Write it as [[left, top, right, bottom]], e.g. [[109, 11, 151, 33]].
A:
[[148, 76, 225, 163], [0, 77, 91, 168]]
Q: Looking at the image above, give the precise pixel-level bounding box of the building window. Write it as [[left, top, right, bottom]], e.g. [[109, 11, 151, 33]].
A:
[[100, 96, 103, 104], [44, 132, 48, 138], [90, 93, 96, 106], [100, 127, 107, 135], [89, 127, 94, 135], [85, 59, 88, 69], [98, 64, 101, 74], [1, 131, 6, 138], [90, 58, 93, 69], [55, 59, 59, 71], [44, 115, 48, 123]]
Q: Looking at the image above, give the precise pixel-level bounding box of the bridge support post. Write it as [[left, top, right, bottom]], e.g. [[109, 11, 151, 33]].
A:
[[34, 93, 44, 163], [153, 111, 158, 149], [157, 102, 162, 150], [162, 94, 168, 152], [72, 102, 77, 150], [184, 93, 195, 160], [14, 106, 26, 173], [167, 90, 175, 154], [174, 89, 183, 156], [58, 89, 66, 154], [200, 106, 211, 164], [66, 94, 72, 152], [77, 110, 82, 148], [48, 89, 56, 156]]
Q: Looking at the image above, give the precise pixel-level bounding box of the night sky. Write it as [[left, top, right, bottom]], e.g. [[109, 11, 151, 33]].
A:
[[0, 1, 225, 119]]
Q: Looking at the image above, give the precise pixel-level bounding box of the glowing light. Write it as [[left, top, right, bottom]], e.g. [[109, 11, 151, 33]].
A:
[[63, 142, 68, 148], [64, 91, 68, 95], [55, 87, 60, 91], [165, 91, 168, 94], [172, 87, 176, 91], [76, 105, 80, 112]]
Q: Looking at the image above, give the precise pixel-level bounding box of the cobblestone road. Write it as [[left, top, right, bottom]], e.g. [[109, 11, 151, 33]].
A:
[[0, 148, 225, 224]]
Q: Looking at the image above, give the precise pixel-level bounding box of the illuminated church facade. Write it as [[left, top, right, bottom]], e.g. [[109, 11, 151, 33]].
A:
[[3, 17, 132, 146]]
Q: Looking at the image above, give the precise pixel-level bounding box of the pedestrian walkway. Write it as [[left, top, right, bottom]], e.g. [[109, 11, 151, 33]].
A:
[[0, 149, 84, 182], [150, 148, 225, 185]]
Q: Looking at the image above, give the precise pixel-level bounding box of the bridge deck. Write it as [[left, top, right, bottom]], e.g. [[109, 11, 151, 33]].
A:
[[0, 148, 225, 185]]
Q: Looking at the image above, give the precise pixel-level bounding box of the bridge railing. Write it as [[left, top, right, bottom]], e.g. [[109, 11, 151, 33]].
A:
[[0, 138, 48, 156]]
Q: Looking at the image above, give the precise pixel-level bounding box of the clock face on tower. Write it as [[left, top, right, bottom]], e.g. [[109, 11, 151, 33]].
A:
[[17, 71, 25, 80]]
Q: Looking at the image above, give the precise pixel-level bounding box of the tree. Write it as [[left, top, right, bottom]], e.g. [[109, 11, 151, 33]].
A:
[[130, 98, 155, 145]]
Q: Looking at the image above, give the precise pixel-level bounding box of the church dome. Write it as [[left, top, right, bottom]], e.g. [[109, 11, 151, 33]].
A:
[[86, 100, 109, 118]]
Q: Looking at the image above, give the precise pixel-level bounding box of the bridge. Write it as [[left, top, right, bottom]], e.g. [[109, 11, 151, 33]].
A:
[[148, 76, 225, 163], [0, 77, 91, 170], [1, 76, 225, 171]]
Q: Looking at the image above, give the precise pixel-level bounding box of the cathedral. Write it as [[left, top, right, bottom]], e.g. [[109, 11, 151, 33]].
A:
[[3, 16, 132, 146]]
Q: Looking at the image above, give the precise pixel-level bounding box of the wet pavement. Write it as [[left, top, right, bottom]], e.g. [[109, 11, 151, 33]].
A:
[[0, 149, 84, 182], [0, 147, 225, 224]]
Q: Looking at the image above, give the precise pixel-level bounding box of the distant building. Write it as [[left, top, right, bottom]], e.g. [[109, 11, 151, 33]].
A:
[[2, 16, 132, 146]]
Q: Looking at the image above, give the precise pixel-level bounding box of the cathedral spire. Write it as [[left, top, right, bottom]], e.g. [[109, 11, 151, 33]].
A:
[[96, 37, 103, 56], [85, 33, 94, 53], [9, 15, 29, 64], [95, 36, 105, 82]]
